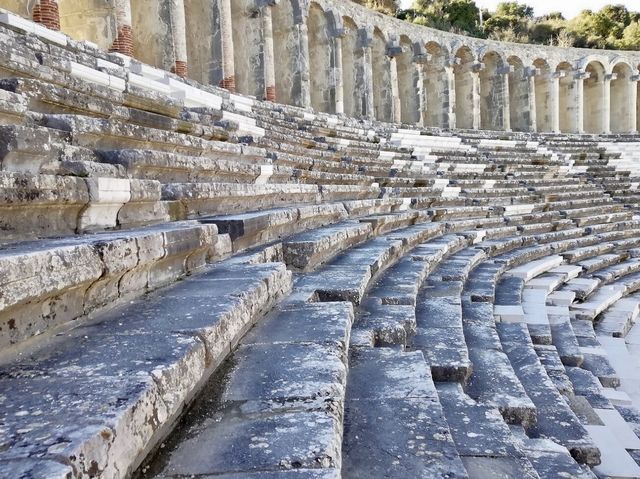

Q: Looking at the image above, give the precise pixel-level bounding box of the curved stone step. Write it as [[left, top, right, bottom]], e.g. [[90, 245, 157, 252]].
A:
[[0, 259, 292, 478]]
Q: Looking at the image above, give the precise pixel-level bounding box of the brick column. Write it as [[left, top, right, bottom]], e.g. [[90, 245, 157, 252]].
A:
[[262, 4, 276, 102], [109, 0, 134, 57], [33, 0, 60, 31], [170, 0, 188, 77]]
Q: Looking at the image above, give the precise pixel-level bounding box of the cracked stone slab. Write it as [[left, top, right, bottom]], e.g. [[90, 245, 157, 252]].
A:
[[436, 383, 528, 459], [342, 398, 467, 479], [159, 408, 342, 477], [282, 222, 372, 272], [346, 348, 438, 401], [223, 343, 347, 403], [514, 436, 596, 479], [356, 300, 415, 346], [242, 302, 354, 352], [166, 469, 341, 478], [466, 346, 536, 427], [412, 326, 471, 382], [498, 323, 600, 465]]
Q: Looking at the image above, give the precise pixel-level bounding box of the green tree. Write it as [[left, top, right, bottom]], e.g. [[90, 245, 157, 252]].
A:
[[408, 0, 483, 37], [617, 20, 640, 49]]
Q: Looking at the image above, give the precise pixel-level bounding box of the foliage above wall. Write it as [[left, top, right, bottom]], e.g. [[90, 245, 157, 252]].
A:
[[355, 0, 640, 51]]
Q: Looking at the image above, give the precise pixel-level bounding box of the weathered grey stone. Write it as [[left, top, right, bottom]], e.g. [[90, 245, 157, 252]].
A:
[[159, 408, 342, 476]]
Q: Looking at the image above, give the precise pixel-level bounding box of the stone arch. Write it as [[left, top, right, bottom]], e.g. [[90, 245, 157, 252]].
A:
[[610, 62, 635, 133], [533, 58, 553, 132], [557, 61, 580, 133], [480, 51, 507, 131], [584, 60, 607, 134], [507, 55, 532, 132], [231, 0, 266, 98], [424, 41, 450, 129], [453, 46, 476, 130], [308, 2, 334, 113], [57, 0, 119, 50], [372, 27, 393, 122], [396, 35, 418, 124]]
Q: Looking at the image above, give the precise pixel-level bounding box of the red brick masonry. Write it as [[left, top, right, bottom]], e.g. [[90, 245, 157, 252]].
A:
[[265, 85, 276, 102], [33, 0, 60, 31], [220, 76, 236, 92], [172, 60, 188, 78], [109, 25, 134, 57]]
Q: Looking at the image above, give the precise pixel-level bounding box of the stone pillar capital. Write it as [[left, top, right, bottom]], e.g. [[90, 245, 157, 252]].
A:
[[524, 66, 539, 78], [632, 74, 640, 82], [471, 61, 484, 73], [604, 73, 617, 81], [574, 70, 589, 80], [497, 65, 514, 75]]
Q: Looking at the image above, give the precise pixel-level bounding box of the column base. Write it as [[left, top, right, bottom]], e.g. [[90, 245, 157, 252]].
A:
[[265, 85, 276, 102], [171, 61, 188, 78], [109, 25, 134, 57], [219, 76, 236, 93]]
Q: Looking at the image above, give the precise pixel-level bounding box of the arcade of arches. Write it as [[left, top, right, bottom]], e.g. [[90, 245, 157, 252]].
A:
[[3, 0, 639, 134]]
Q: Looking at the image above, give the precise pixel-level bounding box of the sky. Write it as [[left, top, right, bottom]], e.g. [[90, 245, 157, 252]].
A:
[[398, 0, 638, 19]]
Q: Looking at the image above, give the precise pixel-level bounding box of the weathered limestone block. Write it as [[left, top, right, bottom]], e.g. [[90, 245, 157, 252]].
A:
[[163, 182, 321, 218], [0, 88, 28, 125], [0, 171, 90, 240], [117, 178, 170, 227], [0, 124, 63, 173], [283, 222, 373, 272], [78, 176, 131, 232], [0, 222, 219, 352]]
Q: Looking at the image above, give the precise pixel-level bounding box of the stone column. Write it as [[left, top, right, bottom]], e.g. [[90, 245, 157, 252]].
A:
[[262, 3, 276, 101], [631, 74, 639, 134], [603, 73, 614, 134], [471, 62, 483, 130], [388, 53, 401, 124], [525, 67, 538, 132], [110, 0, 134, 56], [551, 71, 562, 133], [499, 65, 512, 131], [359, 29, 375, 119], [218, 0, 235, 90], [446, 63, 456, 129], [170, 0, 188, 77], [294, 20, 312, 108], [332, 34, 344, 115], [33, 0, 60, 30], [574, 70, 587, 134], [416, 62, 428, 126]]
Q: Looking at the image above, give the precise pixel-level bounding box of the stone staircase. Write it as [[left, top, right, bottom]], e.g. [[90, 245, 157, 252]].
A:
[[3, 12, 640, 479]]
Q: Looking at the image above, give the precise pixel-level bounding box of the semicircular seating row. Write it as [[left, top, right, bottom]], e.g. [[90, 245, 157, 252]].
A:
[[2, 11, 640, 479]]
